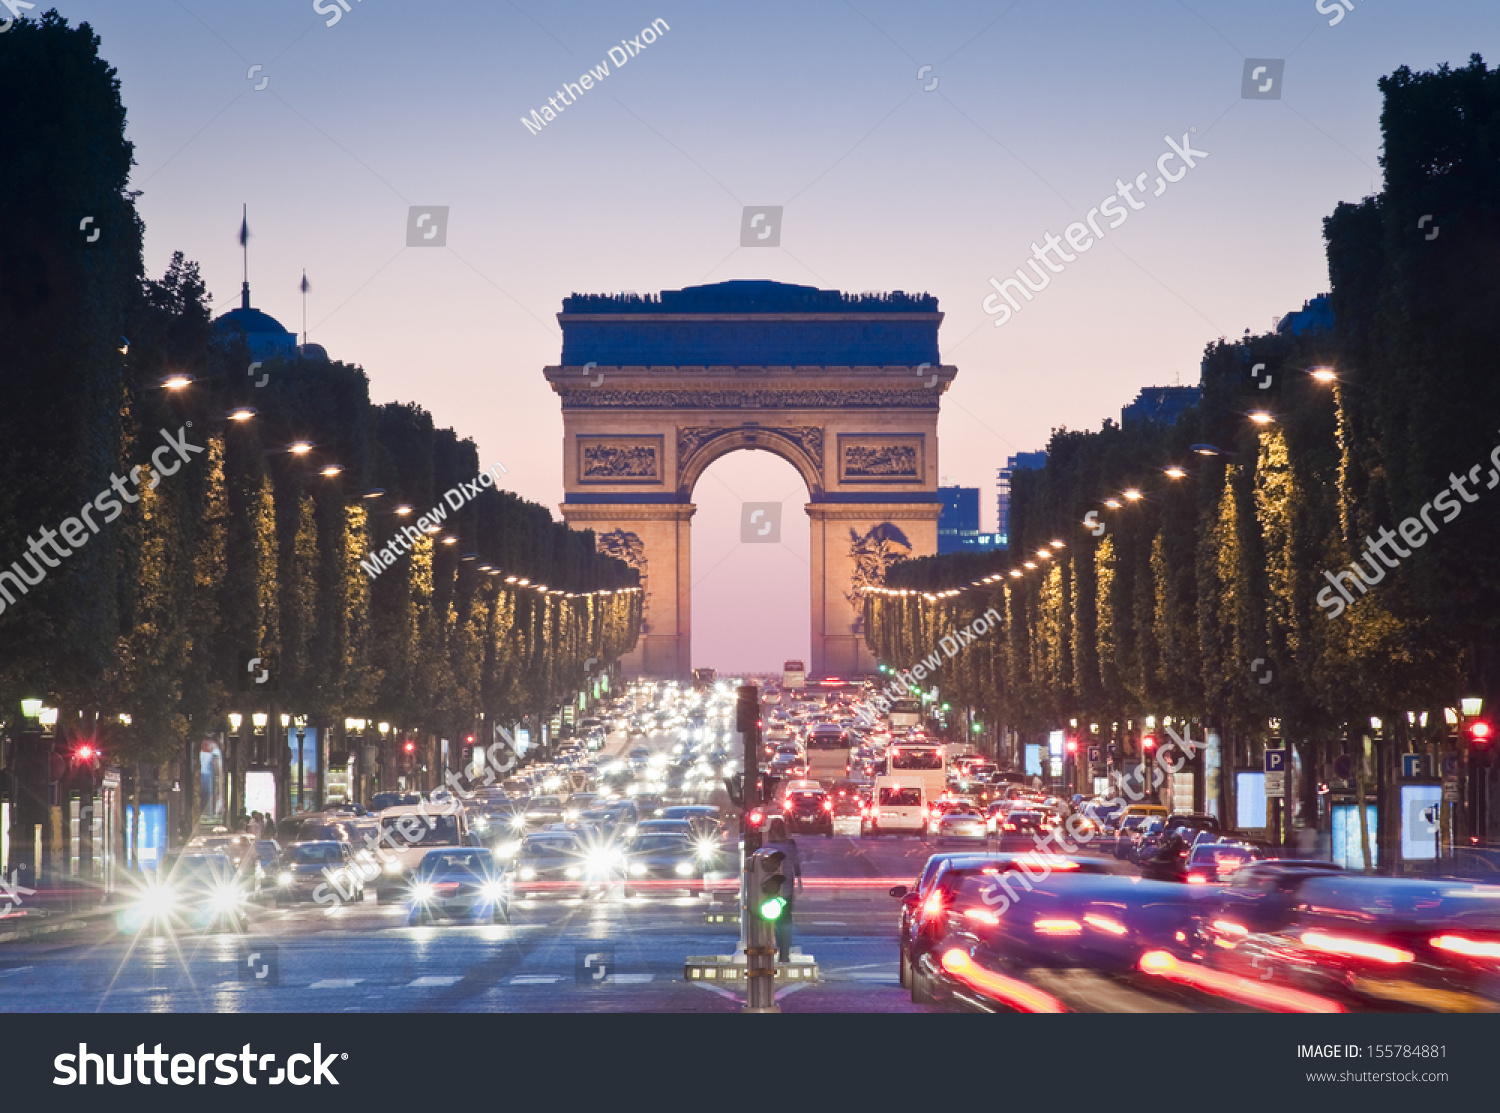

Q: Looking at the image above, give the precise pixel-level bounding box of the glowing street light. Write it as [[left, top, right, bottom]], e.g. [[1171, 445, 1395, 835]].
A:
[[320, 465, 343, 477], [228, 407, 257, 422], [395, 505, 413, 516], [1164, 465, 1187, 479], [289, 441, 313, 455], [162, 374, 193, 391], [1103, 498, 1122, 509], [1049, 539, 1065, 549], [1310, 366, 1337, 383], [1123, 488, 1143, 501], [1248, 410, 1275, 425]]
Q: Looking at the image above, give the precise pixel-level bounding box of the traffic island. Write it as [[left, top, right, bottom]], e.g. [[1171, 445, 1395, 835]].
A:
[[683, 951, 819, 984]]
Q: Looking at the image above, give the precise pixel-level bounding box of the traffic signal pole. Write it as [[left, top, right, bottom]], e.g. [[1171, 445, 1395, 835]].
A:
[[736, 684, 779, 1012]]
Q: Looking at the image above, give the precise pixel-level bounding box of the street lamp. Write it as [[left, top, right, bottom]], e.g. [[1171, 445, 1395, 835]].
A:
[[1310, 366, 1337, 383], [320, 465, 343, 477], [162, 374, 193, 391], [1123, 489, 1143, 502], [20, 698, 42, 721], [1164, 465, 1187, 479], [228, 407, 257, 422], [288, 442, 313, 456], [1248, 410, 1275, 425], [1103, 498, 1122, 509]]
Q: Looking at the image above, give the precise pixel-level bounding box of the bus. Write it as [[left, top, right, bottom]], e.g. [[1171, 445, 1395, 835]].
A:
[[888, 697, 921, 733], [886, 741, 946, 800], [782, 660, 806, 690]]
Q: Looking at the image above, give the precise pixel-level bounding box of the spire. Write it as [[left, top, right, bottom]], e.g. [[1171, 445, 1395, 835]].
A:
[[300, 270, 310, 345], [239, 204, 251, 310]]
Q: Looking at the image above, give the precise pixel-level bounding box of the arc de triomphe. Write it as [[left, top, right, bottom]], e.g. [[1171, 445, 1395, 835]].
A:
[[546, 280, 955, 680]]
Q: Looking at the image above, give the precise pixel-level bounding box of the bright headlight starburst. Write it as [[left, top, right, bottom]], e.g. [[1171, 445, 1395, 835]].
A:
[[277, 871, 294, 887], [674, 861, 695, 877], [412, 882, 435, 902]]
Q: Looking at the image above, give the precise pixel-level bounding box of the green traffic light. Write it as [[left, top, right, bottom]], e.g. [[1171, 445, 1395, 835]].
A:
[[759, 896, 787, 921]]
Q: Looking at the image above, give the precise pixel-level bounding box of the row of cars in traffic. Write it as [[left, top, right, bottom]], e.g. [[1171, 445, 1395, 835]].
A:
[[120, 683, 738, 933], [891, 846, 1500, 1013]]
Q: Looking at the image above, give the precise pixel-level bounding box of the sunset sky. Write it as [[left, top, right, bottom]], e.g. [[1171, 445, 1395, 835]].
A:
[[56, 0, 1494, 671]]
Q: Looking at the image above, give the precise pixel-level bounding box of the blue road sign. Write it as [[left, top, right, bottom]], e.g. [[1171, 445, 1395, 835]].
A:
[[1264, 749, 1286, 773], [1401, 753, 1423, 779], [1088, 746, 1100, 764]]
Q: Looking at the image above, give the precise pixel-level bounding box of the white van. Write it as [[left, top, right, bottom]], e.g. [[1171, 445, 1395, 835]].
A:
[[865, 776, 927, 836]]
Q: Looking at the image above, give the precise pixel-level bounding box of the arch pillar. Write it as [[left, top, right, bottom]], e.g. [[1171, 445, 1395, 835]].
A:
[[560, 502, 695, 680], [807, 501, 942, 677]]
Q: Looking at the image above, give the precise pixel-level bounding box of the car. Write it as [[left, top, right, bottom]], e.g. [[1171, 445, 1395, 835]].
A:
[[273, 840, 363, 906], [372, 803, 474, 899], [624, 834, 707, 896], [184, 834, 254, 866], [933, 809, 988, 844], [783, 789, 835, 836], [370, 791, 421, 812], [913, 871, 1204, 1010], [992, 809, 1052, 850], [522, 795, 566, 830], [865, 777, 927, 836], [1198, 872, 1500, 1013], [406, 848, 510, 924], [248, 839, 282, 892], [1111, 814, 1152, 859], [512, 831, 599, 896], [1177, 841, 1265, 884], [121, 852, 252, 933]]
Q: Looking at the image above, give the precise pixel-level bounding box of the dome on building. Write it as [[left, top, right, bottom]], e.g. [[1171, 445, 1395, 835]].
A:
[[297, 342, 328, 362], [214, 282, 297, 361]]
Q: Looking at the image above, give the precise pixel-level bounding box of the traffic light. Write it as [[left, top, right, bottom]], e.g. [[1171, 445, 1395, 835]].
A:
[[403, 740, 416, 754], [1468, 720, 1493, 744], [736, 685, 760, 734], [746, 807, 766, 830], [1065, 739, 1078, 755], [74, 743, 98, 762], [751, 849, 787, 922], [1141, 735, 1156, 754]]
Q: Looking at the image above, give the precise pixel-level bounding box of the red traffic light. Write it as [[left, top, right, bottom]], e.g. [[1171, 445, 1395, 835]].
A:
[[1065, 739, 1078, 754], [465, 734, 475, 744], [75, 744, 97, 761], [747, 808, 766, 828], [1142, 735, 1157, 751], [1470, 721, 1493, 742], [403, 741, 416, 753]]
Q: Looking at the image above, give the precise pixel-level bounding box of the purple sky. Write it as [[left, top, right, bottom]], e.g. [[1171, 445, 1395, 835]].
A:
[[54, 0, 1496, 671]]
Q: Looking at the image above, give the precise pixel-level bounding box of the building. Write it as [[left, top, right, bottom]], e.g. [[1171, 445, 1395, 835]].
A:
[[1275, 293, 1334, 336], [1121, 385, 1200, 428], [996, 451, 1047, 546], [938, 486, 978, 554]]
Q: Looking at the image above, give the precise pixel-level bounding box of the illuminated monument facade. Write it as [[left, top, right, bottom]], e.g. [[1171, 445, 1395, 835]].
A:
[[546, 280, 955, 679]]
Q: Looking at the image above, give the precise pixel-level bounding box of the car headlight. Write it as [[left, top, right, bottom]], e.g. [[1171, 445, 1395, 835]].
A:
[[564, 866, 581, 879], [412, 883, 435, 902], [384, 859, 404, 874], [481, 881, 506, 902], [497, 841, 520, 858], [674, 861, 695, 877], [136, 884, 176, 919], [519, 867, 537, 880], [509, 814, 527, 832], [277, 871, 294, 887], [695, 840, 719, 861], [472, 817, 489, 831], [208, 886, 244, 914], [629, 862, 648, 877]]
